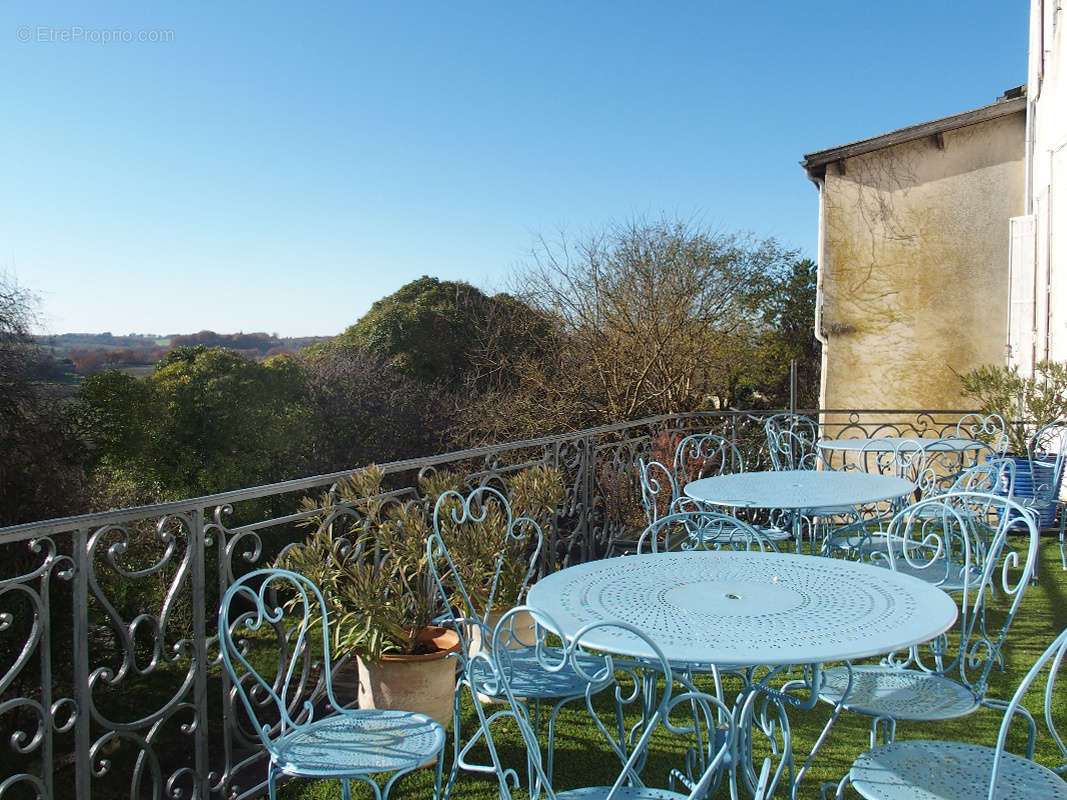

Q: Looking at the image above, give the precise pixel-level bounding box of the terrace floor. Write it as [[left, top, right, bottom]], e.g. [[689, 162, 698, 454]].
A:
[[277, 536, 1067, 800]]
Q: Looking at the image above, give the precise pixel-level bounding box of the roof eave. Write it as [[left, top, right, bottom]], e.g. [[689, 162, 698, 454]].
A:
[[800, 95, 1027, 183]]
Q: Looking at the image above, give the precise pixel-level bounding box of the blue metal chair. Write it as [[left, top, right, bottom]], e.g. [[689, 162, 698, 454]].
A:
[[673, 433, 793, 537], [869, 485, 1012, 590], [673, 432, 744, 485], [764, 412, 823, 471], [822, 445, 1015, 563], [218, 569, 446, 800], [637, 456, 680, 525], [956, 412, 1010, 456], [427, 486, 593, 800], [638, 432, 743, 524], [764, 413, 859, 550], [470, 605, 770, 800], [639, 433, 792, 543], [636, 509, 780, 554], [815, 493, 1040, 748], [825, 624, 1067, 799], [917, 441, 1008, 498], [832, 456, 1017, 577], [819, 438, 922, 559], [1023, 418, 1067, 567]]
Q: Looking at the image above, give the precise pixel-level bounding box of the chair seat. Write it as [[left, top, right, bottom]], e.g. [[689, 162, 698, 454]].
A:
[[819, 666, 979, 719], [808, 504, 859, 516], [752, 525, 792, 543], [874, 558, 976, 593], [819, 525, 977, 590], [849, 739, 1067, 799], [558, 786, 690, 800], [823, 528, 889, 557], [273, 710, 445, 777], [471, 647, 603, 698]]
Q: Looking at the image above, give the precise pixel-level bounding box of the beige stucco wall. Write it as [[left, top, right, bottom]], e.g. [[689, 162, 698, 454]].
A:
[[819, 112, 1025, 411]]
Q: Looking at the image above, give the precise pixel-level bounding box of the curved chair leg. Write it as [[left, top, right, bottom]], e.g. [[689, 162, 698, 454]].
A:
[[983, 696, 1038, 757], [442, 685, 465, 800], [734, 687, 794, 800], [544, 695, 582, 785], [380, 759, 442, 800], [820, 773, 852, 799], [449, 672, 581, 800], [794, 692, 846, 798], [354, 774, 383, 800], [267, 769, 278, 800], [451, 675, 529, 800]]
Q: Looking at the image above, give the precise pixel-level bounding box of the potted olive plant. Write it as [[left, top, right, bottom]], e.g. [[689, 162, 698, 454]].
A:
[[959, 360, 1067, 526], [282, 465, 461, 728]]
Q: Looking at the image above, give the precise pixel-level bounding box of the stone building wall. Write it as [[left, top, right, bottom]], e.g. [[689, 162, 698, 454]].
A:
[[819, 112, 1025, 411]]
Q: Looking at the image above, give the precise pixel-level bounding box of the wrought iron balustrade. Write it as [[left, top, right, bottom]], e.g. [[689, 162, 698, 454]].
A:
[[0, 408, 973, 800]]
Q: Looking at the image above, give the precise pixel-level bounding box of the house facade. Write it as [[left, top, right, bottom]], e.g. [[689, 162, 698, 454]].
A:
[[802, 97, 1025, 411], [803, 0, 1064, 410], [1015, 0, 1067, 372]]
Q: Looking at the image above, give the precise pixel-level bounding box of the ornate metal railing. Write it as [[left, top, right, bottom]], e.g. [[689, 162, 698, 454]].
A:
[[0, 408, 972, 800]]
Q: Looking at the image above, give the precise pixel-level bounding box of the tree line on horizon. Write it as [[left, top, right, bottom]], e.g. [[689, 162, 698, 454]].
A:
[[0, 218, 819, 527], [39, 329, 333, 376]]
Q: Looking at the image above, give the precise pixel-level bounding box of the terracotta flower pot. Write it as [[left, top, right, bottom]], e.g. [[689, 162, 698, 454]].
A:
[[353, 626, 461, 730], [466, 608, 539, 658]]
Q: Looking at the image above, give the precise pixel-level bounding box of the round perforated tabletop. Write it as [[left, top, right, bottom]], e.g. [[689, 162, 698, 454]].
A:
[[683, 470, 915, 510], [526, 551, 958, 666]]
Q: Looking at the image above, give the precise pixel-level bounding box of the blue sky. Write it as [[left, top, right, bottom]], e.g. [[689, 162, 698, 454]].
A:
[[2, 2, 1027, 337]]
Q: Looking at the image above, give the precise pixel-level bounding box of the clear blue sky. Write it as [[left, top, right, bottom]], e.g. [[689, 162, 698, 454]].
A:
[[2, 1, 1028, 337]]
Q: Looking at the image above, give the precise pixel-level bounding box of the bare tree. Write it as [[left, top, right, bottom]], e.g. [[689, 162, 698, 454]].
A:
[[0, 273, 40, 419], [0, 273, 88, 525], [496, 218, 800, 432], [300, 345, 450, 471]]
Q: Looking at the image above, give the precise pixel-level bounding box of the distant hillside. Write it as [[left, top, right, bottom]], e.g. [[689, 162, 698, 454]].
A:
[[43, 332, 167, 350], [34, 330, 334, 377]]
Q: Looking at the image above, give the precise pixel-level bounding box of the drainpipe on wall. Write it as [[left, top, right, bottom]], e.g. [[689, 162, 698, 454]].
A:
[[813, 177, 830, 409]]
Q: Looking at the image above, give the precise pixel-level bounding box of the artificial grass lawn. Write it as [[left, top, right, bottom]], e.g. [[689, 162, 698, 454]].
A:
[[280, 536, 1067, 800]]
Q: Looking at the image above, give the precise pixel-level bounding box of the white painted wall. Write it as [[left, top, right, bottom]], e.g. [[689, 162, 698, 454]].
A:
[[1017, 0, 1067, 370]]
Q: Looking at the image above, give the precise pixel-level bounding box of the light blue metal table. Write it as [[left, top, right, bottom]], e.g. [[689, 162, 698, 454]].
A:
[[683, 470, 915, 512], [527, 551, 956, 672], [683, 470, 915, 552], [527, 551, 958, 799], [814, 437, 984, 454]]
